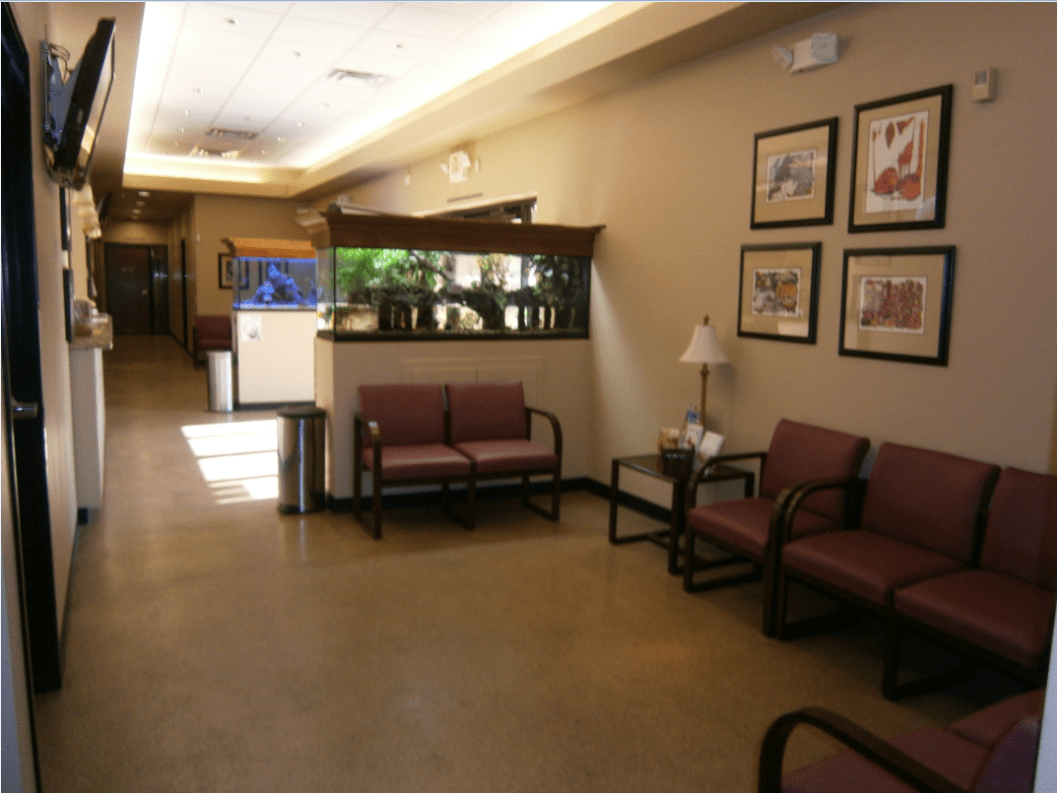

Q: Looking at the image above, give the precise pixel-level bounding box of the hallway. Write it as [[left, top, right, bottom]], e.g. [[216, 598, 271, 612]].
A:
[[31, 336, 1017, 792]]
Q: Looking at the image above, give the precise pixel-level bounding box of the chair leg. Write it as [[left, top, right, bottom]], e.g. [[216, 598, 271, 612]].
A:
[[371, 472, 383, 540], [466, 478, 476, 531], [882, 618, 902, 700], [550, 470, 561, 520], [773, 568, 790, 641]]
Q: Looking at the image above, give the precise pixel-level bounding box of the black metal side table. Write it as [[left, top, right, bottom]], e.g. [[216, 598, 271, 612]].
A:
[[608, 454, 755, 575]]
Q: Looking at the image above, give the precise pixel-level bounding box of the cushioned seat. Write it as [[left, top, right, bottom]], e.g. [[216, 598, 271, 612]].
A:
[[774, 442, 1000, 698], [683, 419, 869, 636], [887, 466, 1057, 695], [759, 689, 1044, 793], [446, 380, 562, 527], [353, 383, 474, 539]]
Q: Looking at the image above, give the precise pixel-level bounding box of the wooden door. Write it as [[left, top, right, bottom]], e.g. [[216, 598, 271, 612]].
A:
[[105, 244, 152, 334]]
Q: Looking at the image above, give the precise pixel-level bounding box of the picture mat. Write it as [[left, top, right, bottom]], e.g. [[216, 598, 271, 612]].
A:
[[842, 252, 947, 357], [851, 91, 946, 228], [754, 124, 833, 225], [739, 247, 816, 338]]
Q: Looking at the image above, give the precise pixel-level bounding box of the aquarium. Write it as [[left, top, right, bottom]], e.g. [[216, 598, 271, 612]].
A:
[[233, 256, 317, 310], [317, 248, 593, 338]]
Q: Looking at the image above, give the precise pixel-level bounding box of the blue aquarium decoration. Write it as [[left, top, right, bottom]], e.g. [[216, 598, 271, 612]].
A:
[[233, 256, 317, 310]]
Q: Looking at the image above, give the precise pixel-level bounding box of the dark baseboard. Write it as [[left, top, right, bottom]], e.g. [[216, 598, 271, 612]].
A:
[[326, 477, 671, 524], [237, 400, 315, 413]]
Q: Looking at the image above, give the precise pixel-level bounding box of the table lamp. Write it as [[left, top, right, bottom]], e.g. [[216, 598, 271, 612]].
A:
[[678, 315, 729, 428]]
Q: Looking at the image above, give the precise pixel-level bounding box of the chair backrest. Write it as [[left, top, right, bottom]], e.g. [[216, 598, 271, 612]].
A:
[[758, 419, 870, 522], [979, 467, 1057, 589], [196, 314, 231, 342], [358, 383, 446, 446], [447, 381, 527, 444], [861, 443, 1000, 564]]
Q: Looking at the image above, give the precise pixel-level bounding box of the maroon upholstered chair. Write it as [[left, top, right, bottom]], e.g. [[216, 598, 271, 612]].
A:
[[758, 688, 1044, 793], [773, 443, 1000, 695], [683, 419, 869, 637], [353, 383, 474, 539], [445, 381, 562, 529], [886, 467, 1057, 698], [192, 314, 232, 368]]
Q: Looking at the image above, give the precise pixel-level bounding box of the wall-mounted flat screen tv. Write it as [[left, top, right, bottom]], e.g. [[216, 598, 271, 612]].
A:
[[42, 17, 115, 189]]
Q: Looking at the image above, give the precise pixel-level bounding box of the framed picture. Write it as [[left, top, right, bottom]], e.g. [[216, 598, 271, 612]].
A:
[[737, 243, 821, 344], [848, 85, 952, 232], [751, 117, 837, 229], [218, 253, 235, 289], [839, 246, 955, 365]]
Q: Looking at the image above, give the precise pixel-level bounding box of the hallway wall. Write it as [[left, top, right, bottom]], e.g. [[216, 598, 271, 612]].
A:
[[345, 2, 1057, 487]]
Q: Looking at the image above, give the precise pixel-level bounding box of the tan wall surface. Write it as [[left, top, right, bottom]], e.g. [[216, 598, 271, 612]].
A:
[[191, 193, 309, 317], [349, 2, 1057, 481]]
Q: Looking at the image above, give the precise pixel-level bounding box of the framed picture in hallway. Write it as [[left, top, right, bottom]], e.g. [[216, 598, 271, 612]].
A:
[[737, 242, 821, 344], [218, 253, 234, 289], [751, 117, 837, 229], [839, 246, 955, 365], [848, 85, 953, 232]]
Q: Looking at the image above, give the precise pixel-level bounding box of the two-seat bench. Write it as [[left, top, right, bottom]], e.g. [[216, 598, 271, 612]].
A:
[[353, 381, 561, 539]]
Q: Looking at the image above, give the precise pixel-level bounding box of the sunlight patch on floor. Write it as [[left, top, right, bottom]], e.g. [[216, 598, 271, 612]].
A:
[[181, 420, 278, 504]]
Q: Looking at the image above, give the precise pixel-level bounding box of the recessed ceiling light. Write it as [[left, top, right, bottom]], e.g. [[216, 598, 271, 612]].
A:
[[138, 191, 150, 197], [394, 43, 405, 49], [293, 51, 302, 58], [194, 87, 204, 94], [224, 17, 238, 26], [296, 121, 305, 128], [177, 127, 186, 133], [183, 110, 190, 116], [277, 136, 286, 143]]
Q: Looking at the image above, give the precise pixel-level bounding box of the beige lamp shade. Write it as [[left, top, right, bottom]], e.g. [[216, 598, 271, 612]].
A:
[[679, 323, 729, 365]]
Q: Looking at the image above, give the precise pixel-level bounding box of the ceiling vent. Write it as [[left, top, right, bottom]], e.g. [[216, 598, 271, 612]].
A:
[[189, 145, 241, 159], [205, 127, 258, 141], [327, 68, 386, 86]]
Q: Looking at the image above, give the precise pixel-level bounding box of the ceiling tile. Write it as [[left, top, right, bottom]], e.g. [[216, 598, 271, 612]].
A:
[[355, 28, 447, 61], [182, 2, 284, 38], [377, 5, 480, 39], [287, 1, 396, 27], [271, 15, 370, 50]]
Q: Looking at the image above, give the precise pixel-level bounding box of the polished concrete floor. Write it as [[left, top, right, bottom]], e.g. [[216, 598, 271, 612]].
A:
[[33, 335, 1021, 792]]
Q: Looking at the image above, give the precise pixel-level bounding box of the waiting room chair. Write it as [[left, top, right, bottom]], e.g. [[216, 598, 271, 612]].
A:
[[885, 466, 1057, 699], [758, 688, 1044, 793], [682, 418, 870, 637], [773, 443, 1000, 697], [353, 383, 474, 539], [445, 380, 562, 528], [192, 314, 232, 368]]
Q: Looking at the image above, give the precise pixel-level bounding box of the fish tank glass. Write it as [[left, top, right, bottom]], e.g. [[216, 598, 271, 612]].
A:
[[233, 256, 317, 310], [316, 248, 591, 339]]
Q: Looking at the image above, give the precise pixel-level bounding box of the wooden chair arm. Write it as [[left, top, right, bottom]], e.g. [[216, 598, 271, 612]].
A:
[[352, 413, 382, 472], [775, 476, 865, 544], [526, 406, 562, 459], [758, 707, 966, 793], [687, 450, 766, 506]]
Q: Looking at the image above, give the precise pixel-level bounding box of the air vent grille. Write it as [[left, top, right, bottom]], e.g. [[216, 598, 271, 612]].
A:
[[206, 127, 258, 141], [327, 68, 387, 85]]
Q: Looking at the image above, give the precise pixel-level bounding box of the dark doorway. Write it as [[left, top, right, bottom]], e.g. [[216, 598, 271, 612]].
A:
[[180, 238, 188, 349], [105, 243, 152, 334], [2, 1, 63, 696]]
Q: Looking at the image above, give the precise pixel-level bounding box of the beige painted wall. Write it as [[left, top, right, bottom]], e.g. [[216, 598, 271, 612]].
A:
[[190, 193, 310, 317], [348, 2, 1057, 481]]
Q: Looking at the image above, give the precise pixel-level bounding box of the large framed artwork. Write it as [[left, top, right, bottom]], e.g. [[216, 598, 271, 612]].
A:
[[848, 85, 953, 232], [839, 246, 955, 365], [751, 117, 837, 229], [737, 243, 821, 344]]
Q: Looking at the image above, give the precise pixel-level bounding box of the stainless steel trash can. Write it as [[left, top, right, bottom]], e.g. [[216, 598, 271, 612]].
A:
[[206, 350, 233, 412], [277, 405, 326, 514]]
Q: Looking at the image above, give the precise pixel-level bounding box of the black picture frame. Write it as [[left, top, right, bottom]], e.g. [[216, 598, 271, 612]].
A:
[[751, 117, 837, 229], [737, 242, 821, 344], [218, 253, 234, 289], [839, 246, 956, 365], [848, 85, 953, 232]]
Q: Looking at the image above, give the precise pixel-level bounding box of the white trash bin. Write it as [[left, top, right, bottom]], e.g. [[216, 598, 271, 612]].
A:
[[206, 350, 233, 412]]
